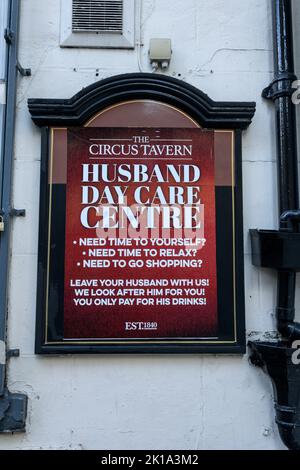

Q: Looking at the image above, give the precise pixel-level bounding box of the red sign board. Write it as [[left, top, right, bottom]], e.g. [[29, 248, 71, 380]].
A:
[[32, 77, 251, 355], [63, 128, 218, 339]]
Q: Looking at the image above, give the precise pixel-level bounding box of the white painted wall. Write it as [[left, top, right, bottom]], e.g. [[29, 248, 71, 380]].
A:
[[0, 0, 289, 450]]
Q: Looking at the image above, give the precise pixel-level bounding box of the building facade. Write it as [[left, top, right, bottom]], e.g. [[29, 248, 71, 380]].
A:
[[1, 0, 300, 450]]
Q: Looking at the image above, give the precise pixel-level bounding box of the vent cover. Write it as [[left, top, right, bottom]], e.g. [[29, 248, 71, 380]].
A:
[[72, 0, 123, 34]]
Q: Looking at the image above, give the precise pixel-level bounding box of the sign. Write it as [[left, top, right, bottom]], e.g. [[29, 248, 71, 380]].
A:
[[35, 123, 245, 354], [64, 128, 218, 340], [30, 74, 254, 354]]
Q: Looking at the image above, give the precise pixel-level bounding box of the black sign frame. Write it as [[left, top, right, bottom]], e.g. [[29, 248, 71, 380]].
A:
[[28, 73, 256, 355]]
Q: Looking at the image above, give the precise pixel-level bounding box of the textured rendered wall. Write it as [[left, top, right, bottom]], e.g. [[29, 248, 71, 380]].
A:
[[0, 0, 290, 450]]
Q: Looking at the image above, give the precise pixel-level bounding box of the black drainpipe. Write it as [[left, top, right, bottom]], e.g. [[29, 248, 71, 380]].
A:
[[0, 0, 28, 432], [249, 0, 300, 450]]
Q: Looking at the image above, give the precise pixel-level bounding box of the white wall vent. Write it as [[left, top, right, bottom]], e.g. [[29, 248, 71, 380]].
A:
[[60, 0, 135, 49], [72, 0, 123, 34]]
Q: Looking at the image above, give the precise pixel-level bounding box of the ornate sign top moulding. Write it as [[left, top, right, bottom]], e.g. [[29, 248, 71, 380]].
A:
[[28, 73, 256, 129]]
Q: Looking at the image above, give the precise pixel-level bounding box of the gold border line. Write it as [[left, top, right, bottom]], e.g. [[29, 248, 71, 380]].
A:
[[84, 100, 200, 128], [232, 131, 237, 341], [45, 128, 54, 343], [45, 106, 236, 346]]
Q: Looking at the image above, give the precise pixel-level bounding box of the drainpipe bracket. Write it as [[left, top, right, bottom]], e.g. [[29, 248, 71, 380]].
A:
[[16, 62, 31, 77], [6, 349, 20, 359], [262, 73, 298, 101], [281, 210, 300, 225], [4, 28, 14, 45], [275, 404, 299, 428], [0, 208, 26, 217], [9, 208, 26, 217], [0, 389, 27, 433]]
